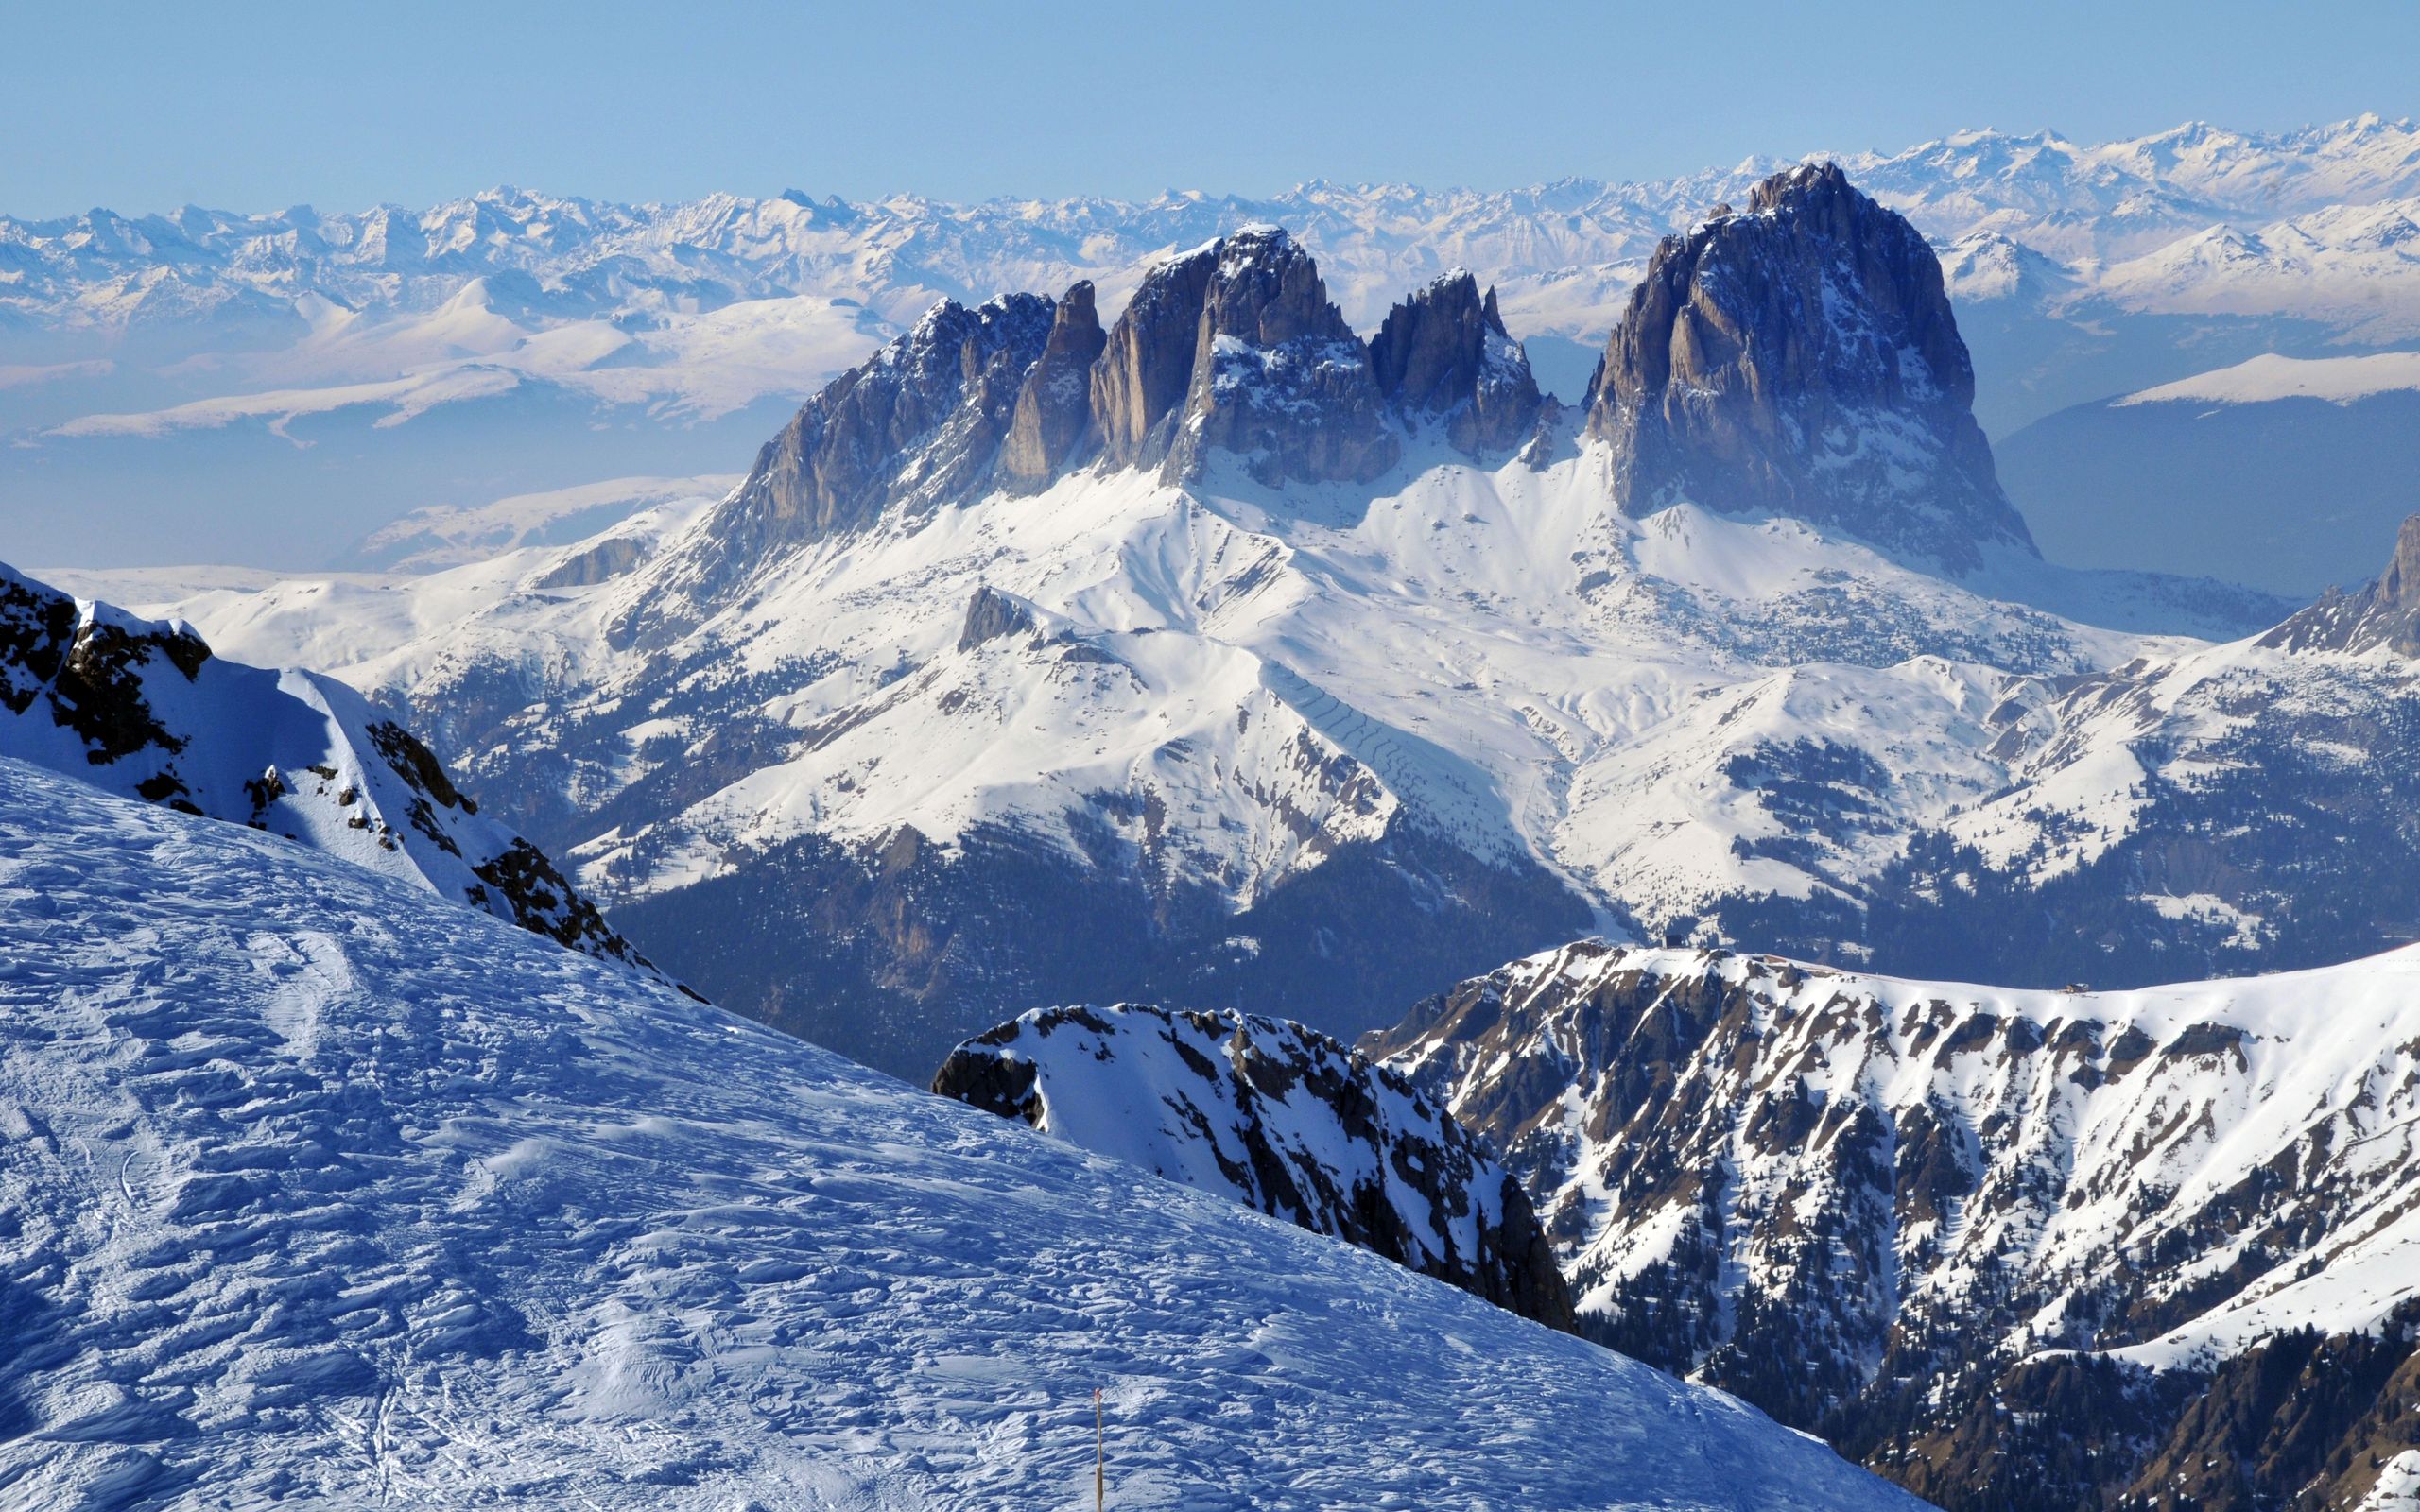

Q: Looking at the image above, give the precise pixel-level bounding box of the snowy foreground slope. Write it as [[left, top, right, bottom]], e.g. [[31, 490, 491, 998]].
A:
[[0, 758, 1918, 1512]]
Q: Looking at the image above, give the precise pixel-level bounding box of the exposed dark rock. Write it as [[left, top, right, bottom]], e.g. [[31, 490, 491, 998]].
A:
[[1586, 162, 2031, 572], [1091, 242, 1222, 469], [0, 560, 658, 980], [934, 1003, 1575, 1332], [957, 585, 1036, 651], [1165, 227, 1400, 487], [1367, 942, 2420, 1511], [999, 280, 1106, 489], [1369, 270, 1543, 455], [671, 293, 1056, 608], [2260, 513, 2420, 655]]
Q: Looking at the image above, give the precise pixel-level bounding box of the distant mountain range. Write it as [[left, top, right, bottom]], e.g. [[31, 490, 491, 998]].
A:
[[82, 163, 2420, 1087], [8, 116, 2419, 587]]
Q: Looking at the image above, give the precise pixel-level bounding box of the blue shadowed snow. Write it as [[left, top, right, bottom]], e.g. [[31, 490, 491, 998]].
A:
[[0, 755, 1920, 1510]]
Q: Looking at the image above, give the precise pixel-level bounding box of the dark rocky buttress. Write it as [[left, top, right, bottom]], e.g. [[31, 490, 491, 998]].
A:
[[1586, 163, 2031, 573]]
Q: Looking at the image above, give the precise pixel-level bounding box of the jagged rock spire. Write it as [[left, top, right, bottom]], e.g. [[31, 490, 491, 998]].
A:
[[1001, 280, 1107, 490], [1092, 243, 1222, 469], [1370, 269, 1543, 455], [1586, 162, 2032, 573], [658, 292, 1055, 618], [1163, 227, 1399, 486]]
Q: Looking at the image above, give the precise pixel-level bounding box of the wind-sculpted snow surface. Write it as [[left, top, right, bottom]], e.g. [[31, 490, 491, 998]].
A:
[[0, 561, 654, 976], [0, 759, 1921, 1512], [934, 1004, 1575, 1330], [1369, 938, 2420, 1508]]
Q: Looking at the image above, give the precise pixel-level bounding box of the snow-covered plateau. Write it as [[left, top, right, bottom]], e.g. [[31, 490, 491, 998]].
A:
[[0, 755, 1921, 1511]]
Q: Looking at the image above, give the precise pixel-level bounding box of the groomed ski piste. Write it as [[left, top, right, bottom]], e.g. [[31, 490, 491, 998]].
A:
[[0, 755, 1919, 1510]]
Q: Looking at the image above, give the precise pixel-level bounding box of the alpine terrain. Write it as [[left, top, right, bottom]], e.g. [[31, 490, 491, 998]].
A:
[[933, 1002, 1575, 1330], [113, 161, 2420, 1081], [9, 115, 2420, 587], [0, 754, 1924, 1511], [1367, 938, 2420, 1511], [0, 560, 652, 975]]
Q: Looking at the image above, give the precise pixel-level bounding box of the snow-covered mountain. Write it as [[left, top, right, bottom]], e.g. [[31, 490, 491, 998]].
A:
[[8, 115, 2419, 571], [107, 165, 2414, 1080], [1367, 937, 2420, 1511], [933, 1003, 1574, 1329], [0, 755, 1925, 1510], [0, 560, 654, 975]]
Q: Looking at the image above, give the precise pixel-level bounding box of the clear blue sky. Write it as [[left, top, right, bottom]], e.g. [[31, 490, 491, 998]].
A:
[[7, 0, 2415, 215]]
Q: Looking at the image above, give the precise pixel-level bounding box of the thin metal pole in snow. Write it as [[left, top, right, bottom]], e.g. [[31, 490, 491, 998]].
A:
[[1094, 1387, 1105, 1512]]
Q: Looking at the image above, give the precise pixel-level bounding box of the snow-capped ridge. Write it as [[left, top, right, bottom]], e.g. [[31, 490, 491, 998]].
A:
[[934, 1002, 1576, 1331], [0, 559, 657, 977]]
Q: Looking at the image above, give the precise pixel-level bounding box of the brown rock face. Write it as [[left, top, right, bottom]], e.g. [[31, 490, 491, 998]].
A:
[[694, 293, 1056, 580], [1165, 227, 1399, 487], [1091, 242, 1221, 469], [2259, 512, 2420, 655], [1369, 271, 1543, 455], [1586, 162, 2031, 573], [999, 280, 1106, 490]]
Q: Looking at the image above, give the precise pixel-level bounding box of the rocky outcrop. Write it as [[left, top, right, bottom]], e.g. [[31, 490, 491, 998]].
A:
[[934, 1003, 1575, 1332], [0, 560, 661, 979], [1000, 280, 1107, 489], [2259, 512, 2420, 654], [1587, 163, 2031, 573], [1091, 242, 1222, 469], [1369, 938, 2420, 1511], [684, 294, 1056, 589], [535, 536, 647, 589], [1369, 270, 1542, 455], [956, 584, 1037, 650], [1164, 227, 1400, 487]]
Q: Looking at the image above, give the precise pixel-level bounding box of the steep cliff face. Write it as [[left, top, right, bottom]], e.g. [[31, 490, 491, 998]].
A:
[[999, 280, 1107, 489], [1370, 269, 1544, 455], [1368, 938, 2420, 1510], [1164, 227, 1401, 487], [934, 1003, 1575, 1332], [1091, 241, 1222, 469], [1587, 163, 2031, 572], [668, 292, 1056, 609]]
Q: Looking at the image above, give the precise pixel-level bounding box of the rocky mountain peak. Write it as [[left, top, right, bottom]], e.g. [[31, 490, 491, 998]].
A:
[[2258, 512, 2420, 655], [1369, 268, 1544, 455], [1091, 240, 1223, 469], [1586, 162, 2033, 574], [1165, 226, 1400, 486], [648, 291, 1054, 620]]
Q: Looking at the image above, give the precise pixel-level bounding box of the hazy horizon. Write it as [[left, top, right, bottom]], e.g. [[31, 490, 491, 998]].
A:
[[6, 0, 2413, 218]]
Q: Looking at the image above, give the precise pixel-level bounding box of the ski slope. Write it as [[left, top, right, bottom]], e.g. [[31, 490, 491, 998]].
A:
[[0, 756, 1918, 1511]]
